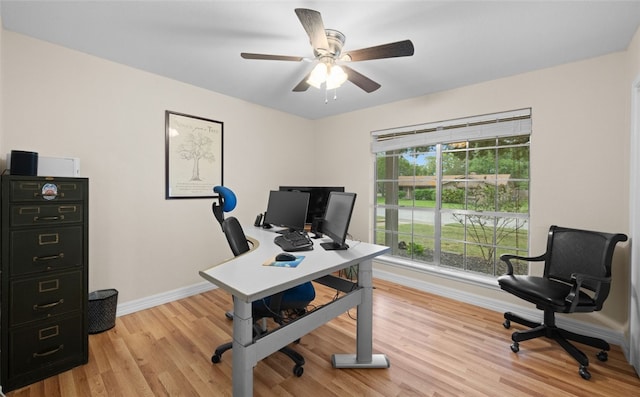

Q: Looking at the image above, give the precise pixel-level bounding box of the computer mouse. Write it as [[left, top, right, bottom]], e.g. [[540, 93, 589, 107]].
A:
[[275, 253, 297, 262]]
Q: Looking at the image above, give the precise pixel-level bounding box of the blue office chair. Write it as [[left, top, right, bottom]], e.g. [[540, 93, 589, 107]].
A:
[[210, 186, 315, 377]]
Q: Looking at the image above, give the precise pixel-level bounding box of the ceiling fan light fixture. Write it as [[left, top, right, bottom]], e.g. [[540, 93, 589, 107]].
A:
[[326, 65, 347, 90], [307, 61, 348, 90], [307, 62, 328, 88]]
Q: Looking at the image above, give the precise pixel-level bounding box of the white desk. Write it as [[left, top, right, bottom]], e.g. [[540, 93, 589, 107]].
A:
[[199, 225, 390, 397]]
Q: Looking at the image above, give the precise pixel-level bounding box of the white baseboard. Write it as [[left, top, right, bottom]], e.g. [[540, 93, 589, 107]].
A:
[[372, 267, 630, 359], [111, 270, 630, 361], [115, 281, 217, 317]]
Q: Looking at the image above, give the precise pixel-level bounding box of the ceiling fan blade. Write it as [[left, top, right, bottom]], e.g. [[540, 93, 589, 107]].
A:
[[292, 73, 311, 92], [241, 53, 303, 62], [342, 65, 381, 93], [295, 8, 329, 52], [343, 40, 414, 62]]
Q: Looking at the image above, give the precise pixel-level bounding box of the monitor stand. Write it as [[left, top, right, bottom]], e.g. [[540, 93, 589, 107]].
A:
[[320, 241, 349, 250]]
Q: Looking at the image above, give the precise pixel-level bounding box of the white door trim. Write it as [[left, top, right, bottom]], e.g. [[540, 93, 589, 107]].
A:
[[629, 74, 640, 374]]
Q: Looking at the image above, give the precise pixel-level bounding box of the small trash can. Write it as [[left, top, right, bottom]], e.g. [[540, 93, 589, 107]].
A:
[[88, 289, 118, 334]]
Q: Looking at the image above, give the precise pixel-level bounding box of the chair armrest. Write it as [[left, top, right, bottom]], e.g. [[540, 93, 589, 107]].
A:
[[499, 253, 546, 275], [565, 273, 611, 311]]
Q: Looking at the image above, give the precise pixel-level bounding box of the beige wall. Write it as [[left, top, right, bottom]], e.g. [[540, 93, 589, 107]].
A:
[[0, 32, 316, 303], [1, 25, 639, 338], [629, 23, 640, 78], [313, 45, 634, 331]]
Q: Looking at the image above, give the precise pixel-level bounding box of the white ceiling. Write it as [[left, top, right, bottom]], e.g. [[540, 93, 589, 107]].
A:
[[2, 1, 640, 120]]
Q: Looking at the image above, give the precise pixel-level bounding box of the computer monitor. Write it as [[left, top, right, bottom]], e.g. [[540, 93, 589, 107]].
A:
[[279, 186, 345, 224], [262, 190, 310, 232], [320, 192, 357, 251]]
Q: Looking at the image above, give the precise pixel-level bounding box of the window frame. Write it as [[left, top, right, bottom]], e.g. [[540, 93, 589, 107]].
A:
[[372, 109, 531, 284]]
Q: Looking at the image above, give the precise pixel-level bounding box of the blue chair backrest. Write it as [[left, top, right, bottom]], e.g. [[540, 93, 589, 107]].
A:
[[212, 186, 237, 225]]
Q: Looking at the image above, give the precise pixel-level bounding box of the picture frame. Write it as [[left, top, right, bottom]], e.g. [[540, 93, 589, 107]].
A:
[[165, 111, 223, 199]]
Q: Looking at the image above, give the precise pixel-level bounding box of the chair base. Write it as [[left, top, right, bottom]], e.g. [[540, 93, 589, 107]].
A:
[[211, 339, 305, 377], [503, 311, 609, 380]]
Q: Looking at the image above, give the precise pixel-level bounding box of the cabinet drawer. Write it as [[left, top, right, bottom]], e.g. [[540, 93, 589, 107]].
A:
[[9, 315, 84, 377], [10, 271, 83, 325], [10, 227, 83, 275], [9, 180, 85, 202], [10, 204, 83, 227]]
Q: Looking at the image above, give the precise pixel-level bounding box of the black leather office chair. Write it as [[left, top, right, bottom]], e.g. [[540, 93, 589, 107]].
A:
[[210, 186, 315, 377], [497, 225, 627, 380]]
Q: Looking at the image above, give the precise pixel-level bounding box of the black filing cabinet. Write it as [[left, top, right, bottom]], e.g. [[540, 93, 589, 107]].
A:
[[0, 175, 88, 391]]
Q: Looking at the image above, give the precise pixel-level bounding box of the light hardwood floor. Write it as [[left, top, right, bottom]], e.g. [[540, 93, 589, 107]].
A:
[[6, 278, 640, 396]]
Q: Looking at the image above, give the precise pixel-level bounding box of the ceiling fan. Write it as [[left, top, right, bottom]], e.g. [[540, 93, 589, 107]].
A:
[[241, 8, 414, 93]]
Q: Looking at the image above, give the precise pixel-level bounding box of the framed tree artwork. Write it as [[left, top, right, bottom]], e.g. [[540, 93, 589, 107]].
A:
[[165, 111, 223, 199]]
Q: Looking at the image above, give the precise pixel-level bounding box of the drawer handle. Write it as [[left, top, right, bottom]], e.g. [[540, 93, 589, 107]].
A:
[[33, 253, 65, 262], [33, 299, 64, 311], [33, 215, 65, 222], [33, 344, 64, 358]]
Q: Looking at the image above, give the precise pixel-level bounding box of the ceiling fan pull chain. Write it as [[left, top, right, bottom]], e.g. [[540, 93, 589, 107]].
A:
[[324, 87, 339, 104]]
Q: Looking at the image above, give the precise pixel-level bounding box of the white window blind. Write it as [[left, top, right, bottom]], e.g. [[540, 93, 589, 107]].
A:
[[371, 108, 532, 153]]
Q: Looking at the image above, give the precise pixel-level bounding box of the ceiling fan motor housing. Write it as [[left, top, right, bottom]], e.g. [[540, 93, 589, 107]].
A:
[[314, 29, 345, 58]]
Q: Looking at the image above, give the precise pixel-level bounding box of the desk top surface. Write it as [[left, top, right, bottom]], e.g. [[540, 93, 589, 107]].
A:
[[199, 225, 389, 302]]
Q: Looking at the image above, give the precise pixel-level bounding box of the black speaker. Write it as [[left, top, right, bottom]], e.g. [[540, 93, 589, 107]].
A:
[[311, 217, 323, 238], [254, 213, 263, 227], [10, 150, 38, 176]]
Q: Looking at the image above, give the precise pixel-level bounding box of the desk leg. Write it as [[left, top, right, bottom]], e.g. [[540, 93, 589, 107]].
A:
[[232, 296, 253, 397], [332, 258, 390, 369]]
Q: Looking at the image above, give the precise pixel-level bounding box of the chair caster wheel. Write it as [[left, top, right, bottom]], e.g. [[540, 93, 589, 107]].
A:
[[503, 320, 511, 329], [510, 342, 519, 353], [293, 365, 304, 377], [597, 351, 608, 362], [211, 354, 221, 364], [579, 365, 591, 380]]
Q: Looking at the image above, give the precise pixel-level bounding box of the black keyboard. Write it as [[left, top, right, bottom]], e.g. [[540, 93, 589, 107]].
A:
[[274, 231, 313, 252], [282, 230, 309, 243]]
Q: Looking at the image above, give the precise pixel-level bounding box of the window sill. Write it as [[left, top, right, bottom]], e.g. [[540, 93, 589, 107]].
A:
[[373, 254, 503, 291]]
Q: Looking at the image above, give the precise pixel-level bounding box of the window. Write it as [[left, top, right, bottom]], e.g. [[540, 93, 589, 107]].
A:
[[373, 109, 530, 277]]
